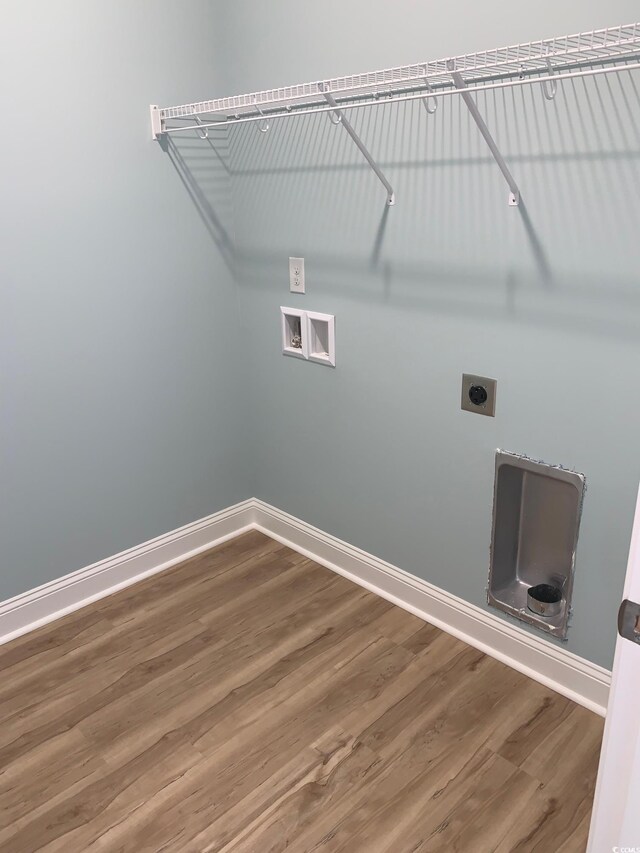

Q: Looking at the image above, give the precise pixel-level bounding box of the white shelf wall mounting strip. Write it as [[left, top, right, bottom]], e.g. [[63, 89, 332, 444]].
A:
[[151, 22, 640, 205]]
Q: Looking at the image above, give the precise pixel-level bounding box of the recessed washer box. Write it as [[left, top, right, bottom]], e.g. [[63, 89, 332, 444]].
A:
[[281, 307, 308, 359], [280, 308, 335, 366], [487, 450, 586, 639], [306, 311, 335, 367]]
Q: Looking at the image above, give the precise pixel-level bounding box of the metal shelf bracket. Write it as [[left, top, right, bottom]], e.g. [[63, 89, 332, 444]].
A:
[[319, 84, 395, 206], [449, 64, 521, 206], [150, 105, 163, 140]]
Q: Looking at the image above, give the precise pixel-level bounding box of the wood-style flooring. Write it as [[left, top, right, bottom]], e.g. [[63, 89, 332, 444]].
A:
[[0, 531, 603, 852]]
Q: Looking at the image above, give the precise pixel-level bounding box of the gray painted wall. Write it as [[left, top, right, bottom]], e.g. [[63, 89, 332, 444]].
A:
[[1, 2, 251, 600], [2, 2, 639, 671], [222, 0, 640, 669]]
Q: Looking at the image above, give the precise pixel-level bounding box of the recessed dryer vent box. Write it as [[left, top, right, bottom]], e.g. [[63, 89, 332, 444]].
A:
[[306, 311, 335, 367], [281, 307, 308, 359], [487, 450, 585, 639]]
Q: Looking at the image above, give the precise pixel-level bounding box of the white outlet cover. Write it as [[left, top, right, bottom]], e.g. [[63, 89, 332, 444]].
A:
[[289, 257, 305, 294]]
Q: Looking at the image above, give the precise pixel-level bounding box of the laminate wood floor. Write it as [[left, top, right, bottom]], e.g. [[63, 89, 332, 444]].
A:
[[0, 531, 603, 852]]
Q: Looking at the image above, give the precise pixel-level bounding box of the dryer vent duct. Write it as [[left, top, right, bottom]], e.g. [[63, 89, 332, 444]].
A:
[[487, 450, 585, 639]]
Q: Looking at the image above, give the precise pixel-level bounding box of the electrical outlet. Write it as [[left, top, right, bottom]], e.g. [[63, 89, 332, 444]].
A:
[[289, 257, 305, 294], [461, 373, 497, 417]]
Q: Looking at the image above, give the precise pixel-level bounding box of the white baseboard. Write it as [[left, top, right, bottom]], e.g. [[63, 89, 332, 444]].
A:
[[0, 497, 611, 716], [251, 499, 611, 717], [0, 500, 255, 647]]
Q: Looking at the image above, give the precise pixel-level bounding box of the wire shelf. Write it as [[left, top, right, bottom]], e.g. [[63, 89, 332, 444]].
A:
[[156, 22, 640, 130], [150, 21, 640, 208]]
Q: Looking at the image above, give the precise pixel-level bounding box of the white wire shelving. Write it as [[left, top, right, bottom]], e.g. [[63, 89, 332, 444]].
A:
[[151, 23, 640, 206]]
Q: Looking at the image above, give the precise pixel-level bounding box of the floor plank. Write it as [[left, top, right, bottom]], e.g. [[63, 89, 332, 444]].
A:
[[0, 531, 603, 852]]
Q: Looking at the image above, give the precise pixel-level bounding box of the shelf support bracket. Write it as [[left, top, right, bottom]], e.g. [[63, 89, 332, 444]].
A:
[[150, 105, 163, 140], [320, 86, 395, 206], [450, 69, 520, 206]]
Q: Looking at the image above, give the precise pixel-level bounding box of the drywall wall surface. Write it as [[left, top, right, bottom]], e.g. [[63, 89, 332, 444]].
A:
[[224, 0, 640, 669], [0, 1, 251, 600]]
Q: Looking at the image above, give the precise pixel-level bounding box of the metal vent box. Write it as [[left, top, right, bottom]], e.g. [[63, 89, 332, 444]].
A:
[[487, 450, 585, 639]]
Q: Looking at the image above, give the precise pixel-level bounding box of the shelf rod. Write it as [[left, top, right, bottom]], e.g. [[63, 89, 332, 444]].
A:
[[450, 69, 520, 206], [320, 87, 395, 205], [158, 60, 640, 136]]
